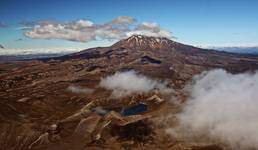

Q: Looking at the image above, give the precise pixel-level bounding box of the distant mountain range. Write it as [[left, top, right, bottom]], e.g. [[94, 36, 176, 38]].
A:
[[213, 46, 258, 55], [0, 48, 78, 61], [198, 45, 258, 55], [0, 53, 67, 61]]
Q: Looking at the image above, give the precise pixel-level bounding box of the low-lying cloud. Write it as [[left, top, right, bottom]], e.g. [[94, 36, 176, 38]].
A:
[[0, 47, 82, 56], [175, 69, 258, 149], [67, 85, 94, 94], [99, 70, 172, 98], [23, 16, 172, 42]]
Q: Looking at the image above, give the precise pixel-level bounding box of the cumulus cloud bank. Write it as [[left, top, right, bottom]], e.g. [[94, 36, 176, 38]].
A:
[[67, 85, 94, 94], [23, 16, 172, 42], [99, 70, 172, 98], [176, 69, 258, 149]]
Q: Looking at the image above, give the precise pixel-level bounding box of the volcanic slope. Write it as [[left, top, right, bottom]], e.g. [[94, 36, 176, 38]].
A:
[[59, 35, 258, 86], [1, 35, 258, 150]]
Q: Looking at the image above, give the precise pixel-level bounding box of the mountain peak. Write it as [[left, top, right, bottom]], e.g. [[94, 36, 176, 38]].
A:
[[112, 35, 177, 49]]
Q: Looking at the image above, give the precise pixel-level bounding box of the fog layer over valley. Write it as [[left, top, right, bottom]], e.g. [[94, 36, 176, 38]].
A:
[[169, 69, 258, 149], [99, 70, 173, 98]]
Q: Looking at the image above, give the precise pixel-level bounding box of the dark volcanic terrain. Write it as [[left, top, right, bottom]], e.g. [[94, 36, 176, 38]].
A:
[[1, 35, 258, 150]]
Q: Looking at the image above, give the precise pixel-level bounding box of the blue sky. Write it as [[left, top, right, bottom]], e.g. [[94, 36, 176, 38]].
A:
[[0, 0, 258, 53]]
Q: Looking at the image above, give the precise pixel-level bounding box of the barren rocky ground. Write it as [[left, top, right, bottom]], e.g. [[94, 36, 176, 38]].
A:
[[1, 35, 258, 150]]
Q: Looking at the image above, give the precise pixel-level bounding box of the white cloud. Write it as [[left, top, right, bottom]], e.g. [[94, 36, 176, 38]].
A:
[[23, 16, 172, 42], [111, 16, 136, 24], [67, 85, 94, 94], [136, 22, 160, 32], [24, 23, 97, 42], [76, 20, 94, 28], [126, 22, 171, 38], [99, 70, 172, 98], [174, 69, 258, 149], [126, 29, 171, 39], [15, 26, 32, 30], [0, 47, 82, 55]]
